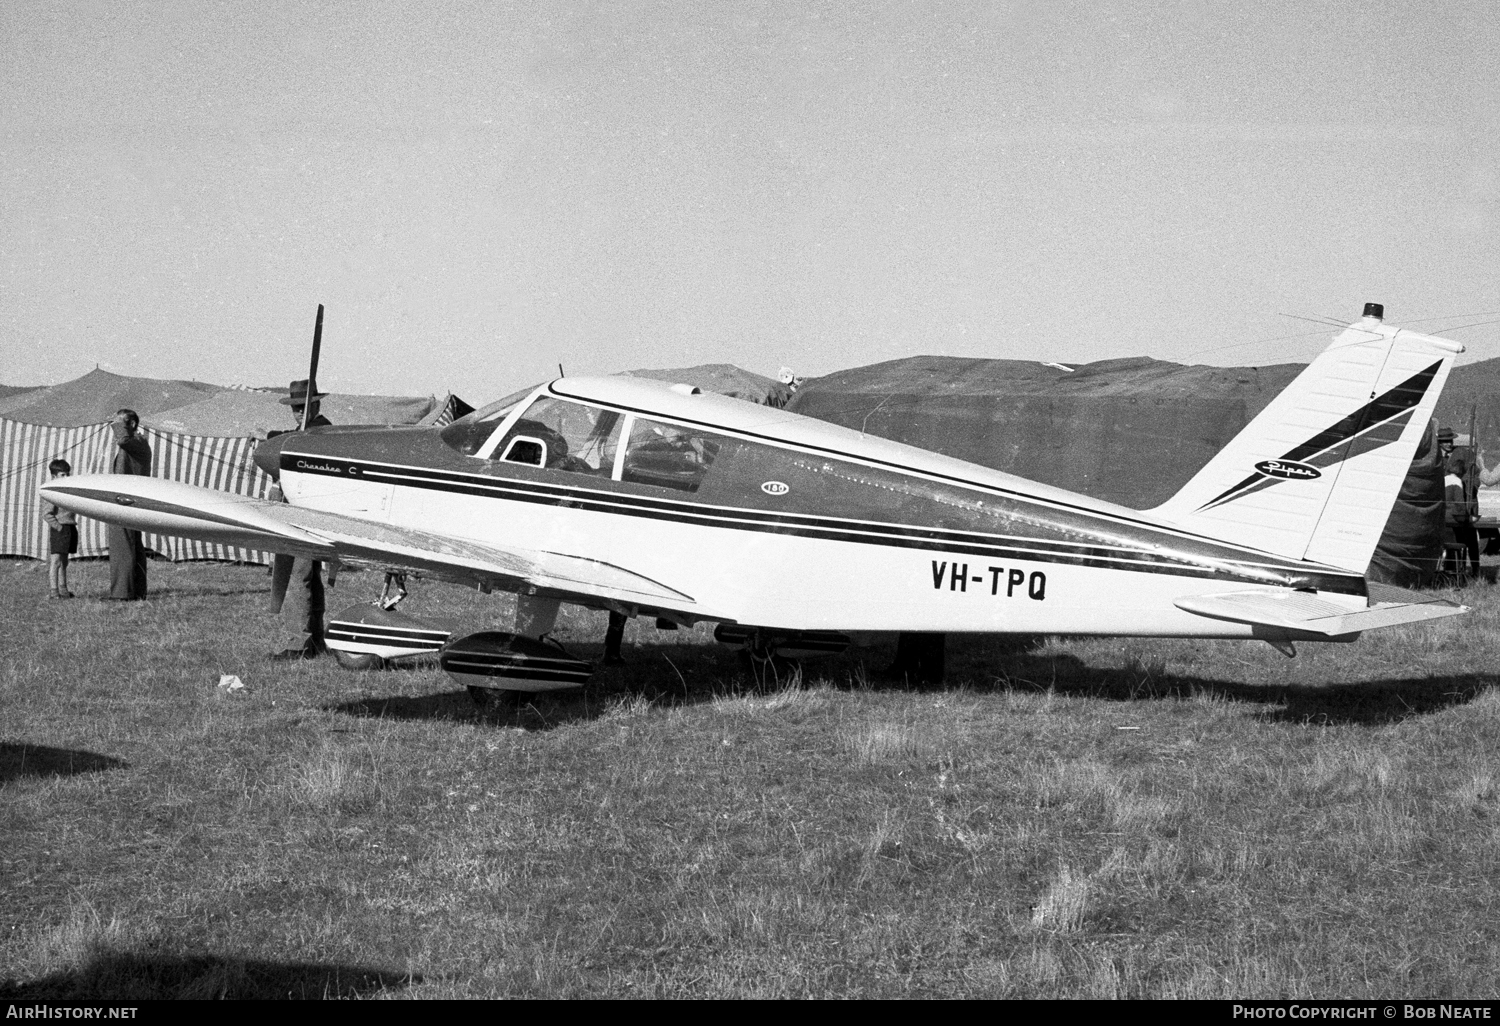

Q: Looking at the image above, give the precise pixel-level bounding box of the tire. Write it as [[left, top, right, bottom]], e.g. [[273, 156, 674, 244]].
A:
[[333, 650, 387, 671], [747, 647, 801, 686], [468, 686, 520, 711]]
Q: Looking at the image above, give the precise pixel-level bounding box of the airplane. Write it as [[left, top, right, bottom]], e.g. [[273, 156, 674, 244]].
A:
[[41, 302, 1469, 705]]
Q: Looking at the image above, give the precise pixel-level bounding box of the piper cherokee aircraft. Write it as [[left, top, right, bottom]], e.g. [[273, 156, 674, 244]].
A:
[[41, 303, 1468, 703]]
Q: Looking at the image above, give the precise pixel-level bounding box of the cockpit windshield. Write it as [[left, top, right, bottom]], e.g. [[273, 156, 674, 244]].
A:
[[439, 383, 541, 456], [492, 397, 623, 476]]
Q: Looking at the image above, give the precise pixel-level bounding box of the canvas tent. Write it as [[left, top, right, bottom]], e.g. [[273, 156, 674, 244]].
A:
[[0, 369, 221, 425], [789, 355, 1449, 586], [1, 370, 441, 563], [0, 384, 40, 403], [619, 364, 790, 406], [142, 389, 439, 437], [1433, 355, 1500, 449], [1366, 421, 1446, 585], [788, 356, 1308, 506]]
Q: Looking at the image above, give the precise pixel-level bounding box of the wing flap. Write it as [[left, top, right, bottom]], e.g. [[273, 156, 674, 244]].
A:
[[1175, 589, 1465, 637], [286, 512, 699, 607], [42, 475, 703, 613]]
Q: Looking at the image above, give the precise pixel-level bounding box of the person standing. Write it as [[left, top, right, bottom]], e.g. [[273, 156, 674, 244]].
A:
[[1440, 427, 1481, 576], [42, 458, 77, 599], [603, 610, 627, 665], [1472, 441, 1500, 563], [1476, 448, 1500, 488], [888, 632, 946, 687], [268, 379, 333, 659], [105, 409, 151, 600]]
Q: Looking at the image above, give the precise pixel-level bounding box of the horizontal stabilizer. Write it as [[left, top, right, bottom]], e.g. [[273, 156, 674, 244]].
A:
[[1175, 589, 1465, 637]]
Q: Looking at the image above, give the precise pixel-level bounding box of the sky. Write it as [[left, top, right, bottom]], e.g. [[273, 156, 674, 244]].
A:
[[3, 1, 1498, 400]]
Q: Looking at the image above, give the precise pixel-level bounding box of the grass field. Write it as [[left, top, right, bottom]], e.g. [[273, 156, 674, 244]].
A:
[[2, 558, 1498, 998]]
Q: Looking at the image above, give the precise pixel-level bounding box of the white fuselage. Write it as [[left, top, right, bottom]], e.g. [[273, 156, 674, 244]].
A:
[[279, 376, 1370, 639]]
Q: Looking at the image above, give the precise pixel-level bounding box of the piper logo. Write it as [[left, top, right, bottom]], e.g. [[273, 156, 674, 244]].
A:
[[1255, 459, 1321, 481]]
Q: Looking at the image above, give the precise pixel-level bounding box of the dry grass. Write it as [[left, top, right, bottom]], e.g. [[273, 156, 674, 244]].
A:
[[2, 558, 1499, 997]]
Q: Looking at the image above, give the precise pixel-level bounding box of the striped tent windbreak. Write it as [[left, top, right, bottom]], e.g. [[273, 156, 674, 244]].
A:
[[0, 417, 276, 563], [418, 393, 475, 429], [0, 419, 114, 559], [138, 427, 275, 562]]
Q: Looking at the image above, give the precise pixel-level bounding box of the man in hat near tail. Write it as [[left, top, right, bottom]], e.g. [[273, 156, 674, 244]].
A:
[[1440, 427, 1482, 576], [269, 379, 333, 660]]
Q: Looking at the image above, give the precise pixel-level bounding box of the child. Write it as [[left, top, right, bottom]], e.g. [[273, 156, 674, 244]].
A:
[[42, 458, 77, 599]]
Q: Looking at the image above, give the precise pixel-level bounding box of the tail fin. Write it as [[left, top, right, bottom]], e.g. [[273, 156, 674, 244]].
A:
[[1151, 305, 1463, 573]]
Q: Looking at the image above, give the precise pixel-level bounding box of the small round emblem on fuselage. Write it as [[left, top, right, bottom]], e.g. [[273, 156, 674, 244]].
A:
[[761, 481, 790, 496]]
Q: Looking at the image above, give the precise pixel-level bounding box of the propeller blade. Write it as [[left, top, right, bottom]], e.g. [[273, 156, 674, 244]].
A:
[[301, 304, 324, 432]]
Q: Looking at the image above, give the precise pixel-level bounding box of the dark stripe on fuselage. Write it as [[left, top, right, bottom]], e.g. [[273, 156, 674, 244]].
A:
[[288, 385, 1353, 564], [281, 451, 1367, 594]]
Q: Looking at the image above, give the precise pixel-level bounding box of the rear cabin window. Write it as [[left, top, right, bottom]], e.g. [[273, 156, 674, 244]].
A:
[[620, 419, 722, 493], [493, 397, 623, 478]]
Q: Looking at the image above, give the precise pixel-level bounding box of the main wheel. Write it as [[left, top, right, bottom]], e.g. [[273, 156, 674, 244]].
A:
[[468, 686, 520, 711], [333, 650, 387, 671], [746, 646, 801, 686]]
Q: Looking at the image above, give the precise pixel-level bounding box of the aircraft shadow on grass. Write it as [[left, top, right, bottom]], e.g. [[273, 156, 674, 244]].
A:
[[326, 636, 1498, 731], [990, 655, 1498, 727], [326, 641, 764, 731], [154, 586, 266, 598], [0, 952, 418, 1000], [0, 743, 127, 785]]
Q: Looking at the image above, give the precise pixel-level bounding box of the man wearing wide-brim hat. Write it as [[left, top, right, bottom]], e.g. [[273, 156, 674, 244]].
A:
[[266, 378, 331, 436], [267, 378, 333, 659]]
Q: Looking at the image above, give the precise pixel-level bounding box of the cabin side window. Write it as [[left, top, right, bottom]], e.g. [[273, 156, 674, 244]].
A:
[[492, 397, 623, 477], [620, 419, 722, 492]]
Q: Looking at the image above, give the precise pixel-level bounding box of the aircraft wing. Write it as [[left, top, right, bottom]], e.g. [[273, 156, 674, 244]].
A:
[[40, 475, 710, 615], [1175, 587, 1465, 637]]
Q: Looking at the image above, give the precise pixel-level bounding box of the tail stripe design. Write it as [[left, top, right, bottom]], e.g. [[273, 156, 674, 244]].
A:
[[1195, 360, 1440, 513]]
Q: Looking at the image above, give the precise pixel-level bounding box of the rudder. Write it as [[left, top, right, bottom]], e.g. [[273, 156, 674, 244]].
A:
[[1151, 305, 1463, 573]]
